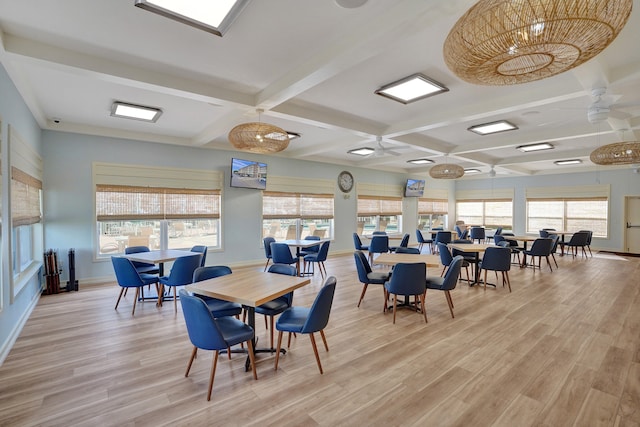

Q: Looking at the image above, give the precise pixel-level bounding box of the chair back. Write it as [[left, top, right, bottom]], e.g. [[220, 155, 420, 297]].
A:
[[303, 235, 321, 253], [385, 263, 426, 296], [315, 241, 330, 261], [267, 263, 298, 276], [353, 233, 366, 250], [568, 231, 589, 246], [163, 254, 202, 286], [263, 237, 276, 259], [395, 247, 420, 254], [372, 231, 387, 236], [415, 229, 426, 244], [549, 234, 560, 253], [369, 235, 389, 254], [399, 233, 410, 248], [481, 246, 511, 272], [539, 230, 550, 238], [193, 265, 232, 282], [470, 227, 485, 241], [454, 225, 464, 238], [270, 243, 297, 264], [179, 289, 227, 351], [494, 234, 506, 245], [459, 229, 469, 240], [354, 251, 372, 282], [435, 231, 452, 246], [494, 227, 503, 236], [440, 256, 464, 291], [124, 245, 153, 269], [190, 245, 208, 267], [529, 238, 553, 256], [578, 230, 593, 245], [301, 276, 337, 334], [112, 256, 145, 288], [437, 243, 453, 267]]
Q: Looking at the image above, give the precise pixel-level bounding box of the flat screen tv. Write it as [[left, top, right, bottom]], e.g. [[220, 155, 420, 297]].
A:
[[404, 178, 425, 197], [230, 158, 267, 190]]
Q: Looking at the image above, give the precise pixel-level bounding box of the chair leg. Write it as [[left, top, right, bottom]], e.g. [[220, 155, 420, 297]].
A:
[[173, 286, 178, 314], [504, 271, 511, 292], [287, 332, 293, 348], [420, 293, 428, 323], [552, 253, 558, 268], [269, 316, 275, 350], [319, 330, 329, 352], [309, 333, 324, 374], [185, 346, 198, 377], [246, 339, 258, 381], [263, 259, 270, 272], [392, 295, 398, 324], [115, 287, 126, 310], [275, 330, 284, 371], [132, 288, 139, 316], [445, 290, 455, 318], [546, 256, 553, 272], [357, 284, 368, 307], [206, 350, 219, 401], [441, 266, 446, 277]]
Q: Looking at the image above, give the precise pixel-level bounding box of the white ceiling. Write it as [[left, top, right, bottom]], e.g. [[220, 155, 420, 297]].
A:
[[1, 0, 639, 178]]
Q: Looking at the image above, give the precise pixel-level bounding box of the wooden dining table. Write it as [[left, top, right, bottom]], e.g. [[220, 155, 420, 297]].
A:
[[447, 243, 493, 286], [186, 269, 311, 370], [279, 239, 330, 275], [502, 235, 538, 266]]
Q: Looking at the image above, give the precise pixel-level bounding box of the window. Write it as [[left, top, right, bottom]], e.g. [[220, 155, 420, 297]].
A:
[[526, 199, 608, 237], [96, 185, 220, 255], [525, 185, 610, 238], [11, 166, 42, 275], [357, 196, 402, 234], [456, 199, 513, 230], [418, 198, 448, 230], [262, 192, 334, 240]]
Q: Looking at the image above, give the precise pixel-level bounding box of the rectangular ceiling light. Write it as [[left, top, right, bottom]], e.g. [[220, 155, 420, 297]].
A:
[[468, 120, 518, 135], [407, 158, 435, 165], [135, 0, 250, 37], [464, 168, 481, 174], [348, 147, 375, 156], [375, 73, 448, 104], [111, 101, 162, 122], [516, 142, 554, 152], [554, 159, 582, 165]]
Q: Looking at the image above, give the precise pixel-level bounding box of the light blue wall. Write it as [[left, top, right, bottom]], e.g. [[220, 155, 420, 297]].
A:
[[0, 64, 44, 363]]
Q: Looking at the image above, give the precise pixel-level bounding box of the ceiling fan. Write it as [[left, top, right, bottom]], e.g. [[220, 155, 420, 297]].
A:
[[586, 87, 634, 124], [369, 136, 409, 157]]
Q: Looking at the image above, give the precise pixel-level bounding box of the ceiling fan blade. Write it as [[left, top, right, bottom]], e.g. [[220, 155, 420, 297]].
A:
[[609, 109, 631, 120]]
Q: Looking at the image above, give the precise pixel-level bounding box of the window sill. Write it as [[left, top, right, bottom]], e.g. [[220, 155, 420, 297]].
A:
[[13, 261, 44, 297]]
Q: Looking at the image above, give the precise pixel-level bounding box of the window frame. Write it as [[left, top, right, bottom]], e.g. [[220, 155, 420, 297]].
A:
[[456, 198, 513, 230], [262, 191, 335, 240]]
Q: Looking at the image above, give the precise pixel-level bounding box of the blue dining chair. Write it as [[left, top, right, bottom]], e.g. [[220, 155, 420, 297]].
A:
[[395, 247, 420, 254], [274, 276, 337, 374], [192, 266, 242, 318], [112, 256, 159, 316], [434, 231, 452, 253], [415, 229, 432, 253], [372, 231, 387, 236], [299, 235, 321, 257], [354, 251, 389, 311], [470, 226, 486, 243], [190, 245, 208, 267], [522, 238, 554, 271], [124, 245, 159, 275], [353, 233, 369, 251], [479, 246, 512, 291], [158, 254, 203, 314], [368, 235, 389, 265], [384, 262, 427, 324], [270, 242, 299, 273], [426, 255, 464, 318], [438, 243, 470, 282], [390, 233, 410, 252], [178, 289, 257, 401], [263, 237, 276, 271], [303, 241, 330, 277], [255, 264, 298, 350]]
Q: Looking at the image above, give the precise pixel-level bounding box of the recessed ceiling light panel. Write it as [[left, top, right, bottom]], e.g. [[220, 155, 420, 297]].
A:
[[348, 147, 375, 156], [554, 159, 582, 165], [135, 0, 250, 36], [463, 168, 481, 174], [468, 120, 518, 135], [407, 158, 435, 165], [516, 142, 554, 152], [111, 101, 162, 122], [375, 73, 448, 104]]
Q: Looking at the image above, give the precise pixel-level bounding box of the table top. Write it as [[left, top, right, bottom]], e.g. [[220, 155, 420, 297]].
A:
[[186, 269, 311, 307], [279, 239, 330, 248], [123, 249, 200, 264], [375, 252, 441, 268], [447, 243, 493, 253], [360, 233, 404, 239], [502, 235, 539, 242]]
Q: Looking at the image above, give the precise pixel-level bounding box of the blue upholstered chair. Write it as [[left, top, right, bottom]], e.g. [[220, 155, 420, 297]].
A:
[[354, 250, 389, 311], [270, 242, 298, 272], [158, 254, 202, 313], [178, 289, 257, 401], [124, 245, 159, 275], [578, 230, 593, 256], [455, 225, 464, 238], [522, 238, 554, 271], [255, 264, 298, 350], [415, 229, 432, 253], [470, 226, 486, 243], [372, 231, 387, 235], [190, 245, 208, 267], [479, 246, 512, 291], [274, 276, 337, 374], [395, 247, 420, 254], [495, 234, 522, 264], [426, 255, 464, 318], [368, 235, 389, 265], [390, 233, 410, 252], [192, 266, 242, 319], [112, 256, 159, 316], [384, 262, 427, 324], [569, 231, 591, 258], [434, 231, 452, 253], [299, 235, 321, 257], [303, 240, 330, 277], [262, 237, 276, 271], [438, 243, 470, 282], [353, 233, 369, 251]]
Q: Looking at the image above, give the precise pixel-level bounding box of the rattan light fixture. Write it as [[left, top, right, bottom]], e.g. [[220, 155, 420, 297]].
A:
[[590, 141, 640, 165], [228, 112, 290, 154], [429, 163, 465, 179], [443, 0, 633, 85]]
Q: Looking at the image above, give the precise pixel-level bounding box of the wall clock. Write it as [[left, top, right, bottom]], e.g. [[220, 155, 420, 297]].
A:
[[338, 171, 354, 193]]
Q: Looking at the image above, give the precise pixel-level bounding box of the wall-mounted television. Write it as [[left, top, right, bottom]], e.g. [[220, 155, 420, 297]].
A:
[[404, 178, 425, 197], [230, 158, 267, 190]]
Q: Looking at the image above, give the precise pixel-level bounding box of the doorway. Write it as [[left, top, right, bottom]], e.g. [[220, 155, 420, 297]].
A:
[[624, 196, 640, 254]]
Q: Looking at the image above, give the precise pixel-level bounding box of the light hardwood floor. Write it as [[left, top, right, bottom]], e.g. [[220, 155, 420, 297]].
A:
[[1, 251, 639, 426]]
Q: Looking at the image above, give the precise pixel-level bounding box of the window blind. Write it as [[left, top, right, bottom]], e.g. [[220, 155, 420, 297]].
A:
[[357, 195, 402, 216], [11, 166, 42, 226], [418, 198, 448, 214], [263, 192, 334, 219]]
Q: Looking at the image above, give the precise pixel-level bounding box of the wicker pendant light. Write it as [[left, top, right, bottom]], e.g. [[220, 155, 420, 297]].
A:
[[590, 141, 640, 165], [429, 163, 465, 179], [443, 0, 633, 85], [228, 110, 290, 154]]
